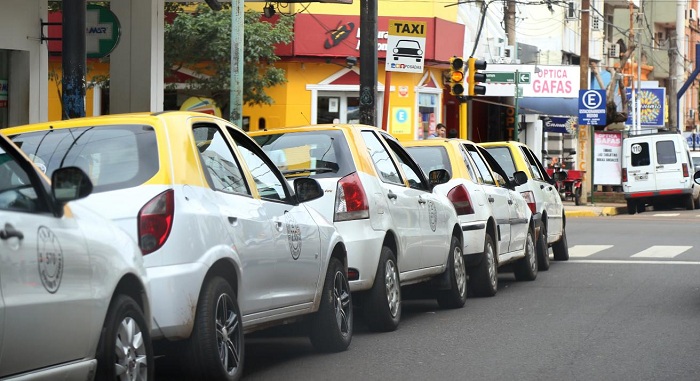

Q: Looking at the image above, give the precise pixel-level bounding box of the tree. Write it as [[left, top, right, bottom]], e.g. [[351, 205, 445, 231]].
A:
[[164, 5, 294, 113]]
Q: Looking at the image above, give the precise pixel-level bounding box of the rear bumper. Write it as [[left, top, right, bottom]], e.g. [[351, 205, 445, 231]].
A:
[[624, 188, 693, 199]]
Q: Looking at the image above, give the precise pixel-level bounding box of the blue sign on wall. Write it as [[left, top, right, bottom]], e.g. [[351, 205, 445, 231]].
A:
[[578, 89, 606, 126], [625, 88, 665, 127]]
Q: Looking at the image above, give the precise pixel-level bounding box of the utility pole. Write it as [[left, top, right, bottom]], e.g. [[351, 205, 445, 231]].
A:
[[579, 0, 591, 204], [359, 0, 378, 126], [675, 0, 686, 132], [230, 0, 244, 128], [62, 0, 86, 119], [505, 0, 516, 140]]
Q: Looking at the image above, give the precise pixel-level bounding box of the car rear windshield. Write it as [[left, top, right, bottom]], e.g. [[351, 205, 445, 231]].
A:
[[8, 124, 159, 193], [251, 130, 355, 179], [482, 146, 517, 177], [405, 146, 452, 177]]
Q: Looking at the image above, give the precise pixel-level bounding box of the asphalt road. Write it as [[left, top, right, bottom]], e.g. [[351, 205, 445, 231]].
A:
[[158, 213, 700, 380]]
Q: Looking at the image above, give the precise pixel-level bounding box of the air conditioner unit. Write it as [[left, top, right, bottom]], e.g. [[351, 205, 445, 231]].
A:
[[608, 43, 620, 57], [689, 8, 697, 20], [592, 16, 601, 31], [566, 2, 577, 19]]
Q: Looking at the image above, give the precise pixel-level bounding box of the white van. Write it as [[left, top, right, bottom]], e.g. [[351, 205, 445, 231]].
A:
[[622, 132, 700, 214]]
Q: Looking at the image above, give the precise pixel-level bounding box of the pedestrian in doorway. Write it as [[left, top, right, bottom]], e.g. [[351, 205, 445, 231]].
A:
[[430, 123, 447, 139]]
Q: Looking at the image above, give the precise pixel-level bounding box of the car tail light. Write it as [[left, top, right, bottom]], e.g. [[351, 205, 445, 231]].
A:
[[520, 190, 536, 214], [621, 168, 628, 182], [348, 268, 359, 281], [683, 163, 689, 177], [138, 189, 175, 255], [335, 172, 369, 221], [446, 184, 474, 215]]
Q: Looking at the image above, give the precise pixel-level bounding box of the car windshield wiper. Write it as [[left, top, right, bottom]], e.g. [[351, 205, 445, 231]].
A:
[[282, 168, 335, 176]]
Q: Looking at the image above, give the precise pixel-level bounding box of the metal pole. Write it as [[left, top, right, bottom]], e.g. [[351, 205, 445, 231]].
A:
[[580, 0, 591, 204], [359, 0, 378, 126], [62, 0, 86, 119], [230, 0, 244, 127], [513, 69, 519, 141]]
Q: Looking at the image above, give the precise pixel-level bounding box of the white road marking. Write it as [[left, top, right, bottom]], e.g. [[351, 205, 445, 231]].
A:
[[567, 259, 700, 265], [631, 245, 692, 258], [568, 245, 614, 257], [652, 213, 680, 217]]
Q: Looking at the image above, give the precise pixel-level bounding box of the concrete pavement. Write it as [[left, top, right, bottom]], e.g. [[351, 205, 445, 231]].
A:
[[563, 200, 627, 217]]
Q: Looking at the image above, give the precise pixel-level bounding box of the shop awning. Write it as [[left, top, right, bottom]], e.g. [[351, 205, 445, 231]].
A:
[[517, 97, 578, 117]]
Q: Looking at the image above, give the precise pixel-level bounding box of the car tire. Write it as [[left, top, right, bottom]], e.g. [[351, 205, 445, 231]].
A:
[[694, 194, 700, 209], [686, 194, 695, 210], [187, 276, 244, 381], [574, 187, 582, 206], [552, 227, 570, 261], [436, 235, 467, 309], [95, 294, 154, 381], [513, 228, 537, 281], [536, 224, 550, 271], [626, 199, 636, 215], [469, 232, 498, 297], [310, 257, 353, 352], [364, 246, 401, 332]]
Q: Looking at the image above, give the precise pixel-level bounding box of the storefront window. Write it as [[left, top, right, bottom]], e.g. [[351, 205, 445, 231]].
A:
[[317, 93, 378, 125], [418, 92, 438, 139]]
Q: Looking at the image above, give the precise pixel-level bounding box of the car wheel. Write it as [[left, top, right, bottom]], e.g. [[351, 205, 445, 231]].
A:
[[552, 227, 570, 261], [514, 228, 537, 281], [436, 236, 467, 309], [469, 232, 498, 297], [626, 199, 636, 215], [695, 194, 700, 209], [310, 257, 353, 352], [536, 224, 550, 271], [686, 194, 695, 210], [188, 276, 243, 381], [95, 294, 154, 381], [364, 246, 401, 332], [574, 187, 582, 206]]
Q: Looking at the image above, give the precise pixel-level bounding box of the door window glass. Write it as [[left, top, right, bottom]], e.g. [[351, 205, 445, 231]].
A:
[[193, 124, 250, 195], [483, 146, 517, 178], [656, 140, 677, 164], [382, 136, 428, 191], [520, 147, 544, 180], [465, 145, 496, 185], [361, 131, 403, 185], [0, 143, 45, 213], [227, 127, 290, 203], [630, 142, 651, 166]]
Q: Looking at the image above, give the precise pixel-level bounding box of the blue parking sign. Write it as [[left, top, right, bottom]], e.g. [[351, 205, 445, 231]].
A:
[[578, 89, 606, 126]]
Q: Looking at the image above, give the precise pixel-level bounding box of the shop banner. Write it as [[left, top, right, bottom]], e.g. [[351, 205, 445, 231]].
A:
[[593, 131, 622, 185], [625, 88, 665, 127], [542, 116, 577, 134]]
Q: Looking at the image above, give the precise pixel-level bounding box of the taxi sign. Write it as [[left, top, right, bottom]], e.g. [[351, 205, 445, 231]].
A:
[[385, 20, 427, 73]]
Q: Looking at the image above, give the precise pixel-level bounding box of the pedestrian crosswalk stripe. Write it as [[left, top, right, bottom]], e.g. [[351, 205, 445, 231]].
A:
[[630, 245, 692, 258], [652, 213, 680, 217], [569, 245, 613, 257], [568, 259, 700, 265]]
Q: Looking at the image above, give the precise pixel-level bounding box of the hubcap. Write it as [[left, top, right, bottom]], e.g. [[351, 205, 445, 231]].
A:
[[333, 271, 352, 336], [453, 246, 466, 297], [215, 293, 241, 376], [114, 317, 148, 381], [528, 233, 536, 272], [486, 242, 497, 288], [384, 260, 400, 317]]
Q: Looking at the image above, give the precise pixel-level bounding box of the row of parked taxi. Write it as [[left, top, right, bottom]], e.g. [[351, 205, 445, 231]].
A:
[[0, 111, 569, 381]]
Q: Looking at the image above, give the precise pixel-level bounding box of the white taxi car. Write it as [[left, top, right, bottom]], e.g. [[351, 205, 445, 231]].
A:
[[405, 139, 537, 297], [4, 112, 351, 381], [250, 124, 466, 333], [0, 133, 153, 380]]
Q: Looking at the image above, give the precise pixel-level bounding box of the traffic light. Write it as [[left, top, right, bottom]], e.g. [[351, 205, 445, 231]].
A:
[[449, 56, 465, 96], [467, 57, 487, 96]]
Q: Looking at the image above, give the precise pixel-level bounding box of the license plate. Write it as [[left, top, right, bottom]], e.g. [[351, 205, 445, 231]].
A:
[[635, 174, 648, 181]]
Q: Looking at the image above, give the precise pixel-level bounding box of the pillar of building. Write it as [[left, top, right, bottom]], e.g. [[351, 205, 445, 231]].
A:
[[110, 0, 164, 113]]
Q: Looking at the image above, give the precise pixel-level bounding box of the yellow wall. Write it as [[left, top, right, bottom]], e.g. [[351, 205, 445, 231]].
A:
[[245, 1, 457, 21]]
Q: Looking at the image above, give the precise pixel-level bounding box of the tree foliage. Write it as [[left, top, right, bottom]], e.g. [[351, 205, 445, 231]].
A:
[[164, 5, 293, 110]]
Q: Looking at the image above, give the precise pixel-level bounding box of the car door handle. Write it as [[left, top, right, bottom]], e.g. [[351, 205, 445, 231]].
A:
[[508, 199, 513, 205], [540, 184, 545, 189], [228, 216, 238, 224], [275, 221, 284, 231], [488, 196, 495, 203], [0, 223, 24, 240], [418, 197, 426, 205], [387, 191, 397, 200]]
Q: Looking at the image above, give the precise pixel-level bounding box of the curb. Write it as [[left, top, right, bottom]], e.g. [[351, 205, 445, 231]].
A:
[[565, 206, 627, 217]]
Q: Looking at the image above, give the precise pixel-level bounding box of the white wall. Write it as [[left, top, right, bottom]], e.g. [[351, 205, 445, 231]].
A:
[[0, 0, 48, 125]]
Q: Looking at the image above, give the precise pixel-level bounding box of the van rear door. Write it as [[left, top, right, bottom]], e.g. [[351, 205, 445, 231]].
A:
[[626, 140, 656, 192], [653, 137, 684, 191]]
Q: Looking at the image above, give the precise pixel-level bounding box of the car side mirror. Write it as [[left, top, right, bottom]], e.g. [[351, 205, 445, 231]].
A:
[[294, 177, 324, 203], [52, 166, 93, 203], [512, 170, 528, 186], [428, 169, 450, 188]]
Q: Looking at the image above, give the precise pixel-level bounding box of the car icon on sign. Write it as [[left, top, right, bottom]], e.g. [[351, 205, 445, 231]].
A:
[[393, 40, 423, 62]]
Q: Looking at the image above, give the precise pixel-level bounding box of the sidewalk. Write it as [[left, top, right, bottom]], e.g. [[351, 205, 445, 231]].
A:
[[563, 200, 627, 217]]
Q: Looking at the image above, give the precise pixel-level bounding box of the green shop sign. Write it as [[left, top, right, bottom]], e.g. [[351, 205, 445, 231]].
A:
[[86, 4, 121, 58]]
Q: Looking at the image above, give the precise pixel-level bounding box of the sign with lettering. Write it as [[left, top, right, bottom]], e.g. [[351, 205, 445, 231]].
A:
[[483, 65, 579, 97], [624, 88, 665, 127], [385, 20, 427, 73], [593, 131, 622, 185], [86, 4, 121, 59]]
